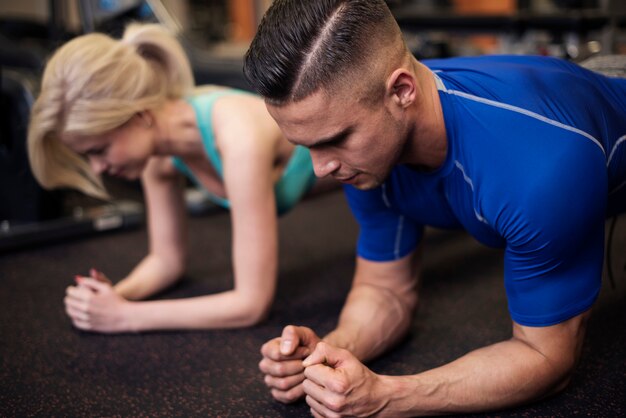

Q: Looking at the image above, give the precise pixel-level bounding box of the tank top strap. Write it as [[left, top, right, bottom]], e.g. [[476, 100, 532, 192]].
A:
[[185, 89, 252, 177]]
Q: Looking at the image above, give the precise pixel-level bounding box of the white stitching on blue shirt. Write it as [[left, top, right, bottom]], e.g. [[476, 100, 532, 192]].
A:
[[454, 160, 488, 224], [395, 216, 405, 259], [607, 134, 626, 167], [446, 89, 606, 157]]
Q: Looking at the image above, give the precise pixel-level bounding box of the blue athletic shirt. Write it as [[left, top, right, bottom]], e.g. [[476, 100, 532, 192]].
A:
[[344, 55, 626, 327]]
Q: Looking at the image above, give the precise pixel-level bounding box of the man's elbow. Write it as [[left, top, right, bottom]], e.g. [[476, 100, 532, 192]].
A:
[[548, 355, 579, 395], [527, 348, 580, 402]]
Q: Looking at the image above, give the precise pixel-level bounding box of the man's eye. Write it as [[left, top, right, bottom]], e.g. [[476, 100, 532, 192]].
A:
[[318, 136, 348, 150], [330, 135, 349, 149]]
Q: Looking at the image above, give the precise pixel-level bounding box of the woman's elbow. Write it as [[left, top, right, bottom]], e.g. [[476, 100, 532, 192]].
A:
[[159, 254, 187, 279], [171, 259, 187, 278], [234, 293, 273, 327]]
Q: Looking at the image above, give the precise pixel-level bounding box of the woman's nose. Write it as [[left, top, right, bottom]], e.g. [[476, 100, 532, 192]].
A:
[[88, 156, 108, 174]]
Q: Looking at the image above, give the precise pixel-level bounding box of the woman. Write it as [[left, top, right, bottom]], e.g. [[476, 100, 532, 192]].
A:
[[27, 23, 329, 333]]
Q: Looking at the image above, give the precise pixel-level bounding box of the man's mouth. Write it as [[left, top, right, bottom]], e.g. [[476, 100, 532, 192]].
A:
[[336, 173, 358, 183]]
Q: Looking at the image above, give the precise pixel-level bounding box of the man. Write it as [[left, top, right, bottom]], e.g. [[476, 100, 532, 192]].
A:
[[243, 0, 626, 416]]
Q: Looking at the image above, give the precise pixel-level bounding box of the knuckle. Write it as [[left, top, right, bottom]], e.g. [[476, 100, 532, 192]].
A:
[[273, 363, 287, 376], [327, 396, 346, 412], [275, 386, 302, 404], [275, 377, 294, 391], [271, 389, 288, 403], [261, 339, 280, 358], [330, 376, 349, 394], [75, 321, 90, 331], [283, 391, 300, 403]]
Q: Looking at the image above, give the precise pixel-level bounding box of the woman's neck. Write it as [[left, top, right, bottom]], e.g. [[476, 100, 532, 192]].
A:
[[152, 99, 204, 157]]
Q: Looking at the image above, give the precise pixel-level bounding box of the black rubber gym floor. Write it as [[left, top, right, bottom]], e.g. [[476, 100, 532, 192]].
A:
[[1, 190, 625, 417]]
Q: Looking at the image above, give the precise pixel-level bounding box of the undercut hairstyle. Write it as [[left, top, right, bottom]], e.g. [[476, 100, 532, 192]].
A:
[[243, 0, 403, 105], [27, 23, 194, 199]]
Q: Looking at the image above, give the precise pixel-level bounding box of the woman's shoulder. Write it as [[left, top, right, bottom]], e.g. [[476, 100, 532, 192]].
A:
[[190, 85, 230, 97], [189, 85, 257, 100], [187, 85, 262, 122], [188, 86, 278, 155]]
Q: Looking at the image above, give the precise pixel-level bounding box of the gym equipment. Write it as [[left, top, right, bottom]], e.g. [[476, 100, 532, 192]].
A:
[[0, 2, 147, 253], [0, 69, 62, 225]]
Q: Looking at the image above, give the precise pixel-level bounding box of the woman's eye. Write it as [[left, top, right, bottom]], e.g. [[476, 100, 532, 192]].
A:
[[89, 146, 107, 156]]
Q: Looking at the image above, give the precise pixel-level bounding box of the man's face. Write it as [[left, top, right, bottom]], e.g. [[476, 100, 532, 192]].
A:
[[266, 89, 406, 190]]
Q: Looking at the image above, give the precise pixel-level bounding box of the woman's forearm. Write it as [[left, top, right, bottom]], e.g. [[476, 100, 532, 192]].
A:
[[114, 253, 185, 300], [123, 288, 274, 331]]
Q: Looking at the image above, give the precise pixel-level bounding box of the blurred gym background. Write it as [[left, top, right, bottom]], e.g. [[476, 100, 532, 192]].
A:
[[1, 0, 625, 252]]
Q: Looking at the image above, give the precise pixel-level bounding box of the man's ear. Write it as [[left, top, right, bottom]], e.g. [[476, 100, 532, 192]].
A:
[[386, 69, 417, 109]]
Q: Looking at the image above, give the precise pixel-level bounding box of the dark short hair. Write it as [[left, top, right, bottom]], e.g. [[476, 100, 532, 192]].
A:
[[244, 0, 396, 104]]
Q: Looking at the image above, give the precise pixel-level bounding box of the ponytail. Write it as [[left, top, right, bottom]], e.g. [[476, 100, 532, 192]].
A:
[[122, 23, 195, 99]]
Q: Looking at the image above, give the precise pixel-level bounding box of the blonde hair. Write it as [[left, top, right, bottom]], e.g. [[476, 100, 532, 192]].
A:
[[27, 23, 195, 199]]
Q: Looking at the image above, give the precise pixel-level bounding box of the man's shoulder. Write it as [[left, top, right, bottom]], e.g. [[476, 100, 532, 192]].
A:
[[422, 54, 567, 72]]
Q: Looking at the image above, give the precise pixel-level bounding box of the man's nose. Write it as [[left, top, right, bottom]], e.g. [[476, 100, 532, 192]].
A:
[[310, 150, 340, 178]]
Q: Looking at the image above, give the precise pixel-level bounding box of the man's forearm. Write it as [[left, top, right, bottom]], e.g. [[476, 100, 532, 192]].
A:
[[324, 282, 417, 362], [379, 336, 575, 417]]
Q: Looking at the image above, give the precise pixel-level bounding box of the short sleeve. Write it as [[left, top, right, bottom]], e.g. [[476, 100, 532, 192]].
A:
[[343, 185, 422, 261], [501, 137, 607, 326]]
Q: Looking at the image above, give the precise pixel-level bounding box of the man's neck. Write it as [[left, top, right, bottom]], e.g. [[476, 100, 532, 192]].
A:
[[401, 60, 448, 171]]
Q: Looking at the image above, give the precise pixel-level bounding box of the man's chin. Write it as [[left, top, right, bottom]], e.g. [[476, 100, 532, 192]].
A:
[[351, 176, 383, 190]]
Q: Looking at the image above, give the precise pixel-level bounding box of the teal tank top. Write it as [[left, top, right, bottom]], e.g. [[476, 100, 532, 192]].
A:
[[171, 89, 316, 215]]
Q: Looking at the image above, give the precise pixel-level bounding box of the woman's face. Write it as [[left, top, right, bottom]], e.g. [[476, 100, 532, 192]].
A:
[[62, 114, 155, 180]]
